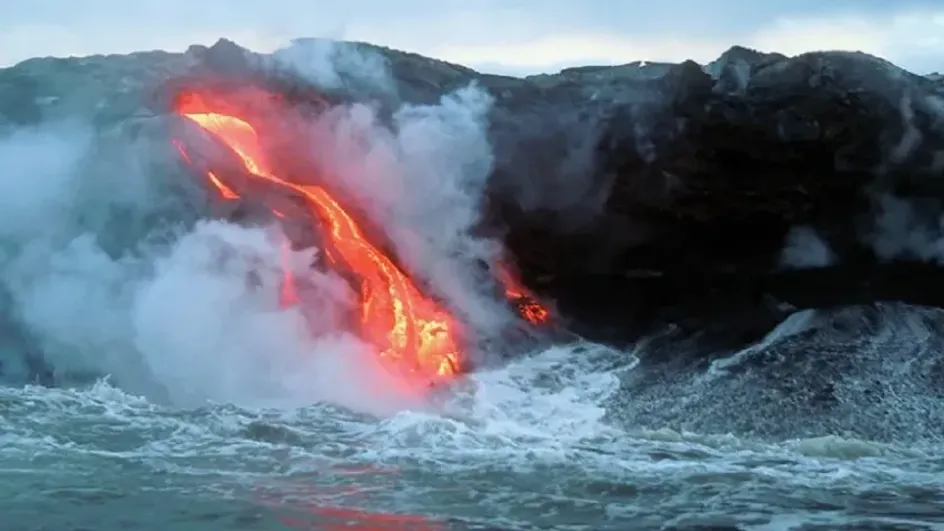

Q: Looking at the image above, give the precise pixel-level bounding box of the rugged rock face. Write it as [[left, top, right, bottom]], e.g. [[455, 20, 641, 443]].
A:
[[3, 39, 944, 358], [487, 46, 944, 348]]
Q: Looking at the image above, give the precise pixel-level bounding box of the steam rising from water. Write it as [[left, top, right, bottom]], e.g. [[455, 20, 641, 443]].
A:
[[0, 40, 507, 413]]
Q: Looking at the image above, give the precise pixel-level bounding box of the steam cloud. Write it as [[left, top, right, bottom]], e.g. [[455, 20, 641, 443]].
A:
[[779, 226, 836, 269], [271, 38, 517, 346], [863, 88, 944, 263], [777, 85, 944, 270], [868, 193, 944, 263], [0, 40, 507, 414]]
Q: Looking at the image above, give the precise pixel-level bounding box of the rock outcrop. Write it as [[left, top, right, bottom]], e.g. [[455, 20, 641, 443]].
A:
[[3, 38, 944, 357]]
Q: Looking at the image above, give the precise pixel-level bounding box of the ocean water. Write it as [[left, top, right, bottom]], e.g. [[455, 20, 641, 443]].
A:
[[3, 332, 943, 531]]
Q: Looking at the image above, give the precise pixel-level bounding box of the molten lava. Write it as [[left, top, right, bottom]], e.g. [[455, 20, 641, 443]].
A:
[[174, 92, 460, 388], [495, 262, 550, 326], [171, 88, 551, 392]]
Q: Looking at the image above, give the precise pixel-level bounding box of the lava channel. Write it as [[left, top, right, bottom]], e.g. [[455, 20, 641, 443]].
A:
[[171, 88, 551, 393]]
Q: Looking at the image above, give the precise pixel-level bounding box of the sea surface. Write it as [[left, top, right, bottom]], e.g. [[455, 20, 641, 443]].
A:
[[3, 330, 944, 531]]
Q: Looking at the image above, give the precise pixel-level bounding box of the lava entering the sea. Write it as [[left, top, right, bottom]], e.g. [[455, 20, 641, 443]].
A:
[[170, 87, 549, 394]]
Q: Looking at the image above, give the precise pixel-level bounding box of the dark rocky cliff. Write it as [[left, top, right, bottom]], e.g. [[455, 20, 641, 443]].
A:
[[3, 39, 944, 358]]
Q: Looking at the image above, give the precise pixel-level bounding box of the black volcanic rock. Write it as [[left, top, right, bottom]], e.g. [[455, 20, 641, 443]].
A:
[[3, 39, 944, 355], [480, 48, 944, 347], [704, 45, 787, 95]]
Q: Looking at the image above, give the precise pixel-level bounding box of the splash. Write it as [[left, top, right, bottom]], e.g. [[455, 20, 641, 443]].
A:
[[172, 91, 462, 391]]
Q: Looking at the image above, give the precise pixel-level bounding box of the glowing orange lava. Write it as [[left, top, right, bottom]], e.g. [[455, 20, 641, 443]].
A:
[[173, 92, 461, 388], [496, 262, 550, 326], [172, 89, 553, 392]]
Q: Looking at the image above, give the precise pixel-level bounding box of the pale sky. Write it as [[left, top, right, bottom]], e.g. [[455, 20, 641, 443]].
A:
[[2, 0, 943, 75]]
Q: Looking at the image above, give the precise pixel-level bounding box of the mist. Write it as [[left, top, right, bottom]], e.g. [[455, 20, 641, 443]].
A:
[[779, 226, 836, 269], [0, 39, 509, 414], [867, 193, 944, 262]]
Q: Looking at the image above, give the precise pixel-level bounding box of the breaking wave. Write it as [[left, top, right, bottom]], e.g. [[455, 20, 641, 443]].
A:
[[3, 337, 942, 529]]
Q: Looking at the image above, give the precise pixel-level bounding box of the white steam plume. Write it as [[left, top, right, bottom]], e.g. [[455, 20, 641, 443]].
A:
[[269, 40, 517, 343], [269, 38, 395, 97], [0, 38, 513, 413], [779, 225, 836, 269], [0, 122, 90, 242], [868, 193, 944, 262], [0, 122, 428, 414]]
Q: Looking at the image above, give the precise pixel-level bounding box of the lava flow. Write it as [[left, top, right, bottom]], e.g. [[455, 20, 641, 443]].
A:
[[171, 88, 551, 393], [173, 90, 462, 390], [495, 261, 550, 326]]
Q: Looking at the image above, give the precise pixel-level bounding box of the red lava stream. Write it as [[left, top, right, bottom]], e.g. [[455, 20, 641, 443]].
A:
[[171, 89, 549, 396]]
